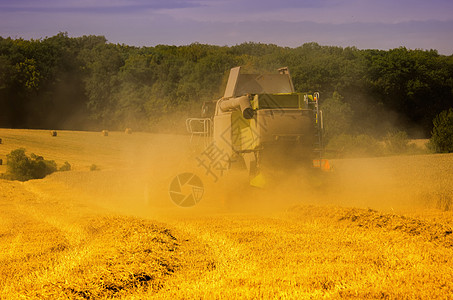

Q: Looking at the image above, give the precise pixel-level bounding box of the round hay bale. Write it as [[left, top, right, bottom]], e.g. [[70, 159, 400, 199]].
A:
[[0, 138, 2, 144], [50, 130, 57, 137], [0, 159, 2, 165], [125, 128, 132, 134], [102, 130, 109, 136]]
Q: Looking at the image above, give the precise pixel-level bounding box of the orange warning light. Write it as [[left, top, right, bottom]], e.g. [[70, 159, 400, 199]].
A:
[[313, 159, 331, 171]]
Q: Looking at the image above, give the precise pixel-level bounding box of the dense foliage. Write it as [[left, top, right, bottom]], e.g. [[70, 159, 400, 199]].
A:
[[0, 33, 452, 138], [429, 108, 453, 153], [5, 148, 57, 181]]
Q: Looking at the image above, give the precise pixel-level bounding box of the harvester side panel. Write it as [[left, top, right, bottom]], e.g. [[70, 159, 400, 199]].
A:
[[257, 109, 315, 144], [254, 93, 301, 109], [231, 111, 258, 152], [257, 109, 317, 168], [213, 113, 235, 158]]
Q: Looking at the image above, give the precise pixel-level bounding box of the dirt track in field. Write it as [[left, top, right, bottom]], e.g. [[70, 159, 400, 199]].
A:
[[1, 129, 453, 298]]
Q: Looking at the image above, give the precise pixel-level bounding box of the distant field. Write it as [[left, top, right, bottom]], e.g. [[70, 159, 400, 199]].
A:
[[0, 129, 452, 299]]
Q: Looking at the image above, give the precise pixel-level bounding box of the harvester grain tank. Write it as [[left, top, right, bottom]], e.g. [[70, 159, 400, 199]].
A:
[[186, 66, 330, 186]]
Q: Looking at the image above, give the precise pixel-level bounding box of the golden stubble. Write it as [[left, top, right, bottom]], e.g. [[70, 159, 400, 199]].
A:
[[0, 128, 452, 298]]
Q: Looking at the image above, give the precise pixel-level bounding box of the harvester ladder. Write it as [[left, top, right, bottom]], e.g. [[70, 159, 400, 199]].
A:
[[185, 118, 212, 147], [312, 92, 324, 159]]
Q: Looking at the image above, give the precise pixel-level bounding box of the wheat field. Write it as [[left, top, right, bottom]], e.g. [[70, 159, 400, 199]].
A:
[[0, 128, 452, 299]]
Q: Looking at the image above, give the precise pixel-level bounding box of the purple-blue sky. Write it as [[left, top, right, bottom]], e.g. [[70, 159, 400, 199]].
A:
[[1, 0, 453, 54]]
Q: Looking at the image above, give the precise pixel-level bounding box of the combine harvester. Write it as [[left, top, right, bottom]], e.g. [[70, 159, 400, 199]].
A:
[[186, 66, 330, 187]]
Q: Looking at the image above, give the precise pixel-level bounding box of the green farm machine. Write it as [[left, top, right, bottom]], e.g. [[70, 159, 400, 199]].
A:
[[186, 66, 330, 187]]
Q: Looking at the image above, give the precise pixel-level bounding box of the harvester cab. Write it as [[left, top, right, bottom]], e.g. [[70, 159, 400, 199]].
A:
[[186, 66, 330, 187]]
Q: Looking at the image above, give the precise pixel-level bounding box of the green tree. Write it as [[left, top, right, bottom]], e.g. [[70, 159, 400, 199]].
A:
[[0, 35, 452, 136], [82, 43, 125, 127], [429, 108, 453, 153], [321, 92, 353, 142], [363, 48, 453, 135], [15, 58, 40, 89]]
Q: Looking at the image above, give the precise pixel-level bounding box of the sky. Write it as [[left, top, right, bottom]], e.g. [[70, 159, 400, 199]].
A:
[[1, 0, 453, 54]]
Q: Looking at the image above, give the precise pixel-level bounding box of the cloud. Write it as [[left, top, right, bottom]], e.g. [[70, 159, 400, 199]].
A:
[[219, 0, 332, 11], [0, 0, 203, 14], [131, 18, 453, 54], [1, 0, 452, 54], [157, 0, 453, 25]]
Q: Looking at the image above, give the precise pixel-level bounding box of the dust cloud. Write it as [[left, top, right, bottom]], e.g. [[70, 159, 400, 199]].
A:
[[53, 129, 451, 221]]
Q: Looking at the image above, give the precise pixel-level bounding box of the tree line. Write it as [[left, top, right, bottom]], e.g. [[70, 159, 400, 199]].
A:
[[0, 32, 452, 138]]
